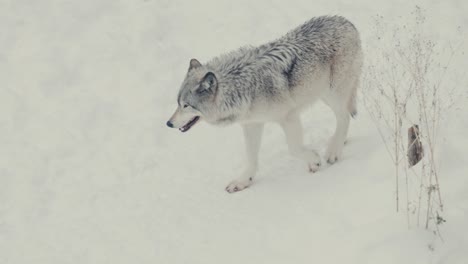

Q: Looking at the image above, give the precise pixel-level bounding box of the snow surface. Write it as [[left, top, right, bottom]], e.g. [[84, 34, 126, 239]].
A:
[[0, 0, 467, 263]]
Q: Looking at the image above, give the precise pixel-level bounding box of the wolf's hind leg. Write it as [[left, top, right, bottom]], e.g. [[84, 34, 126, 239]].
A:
[[226, 123, 264, 193], [323, 54, 360, 163], [281, 112, 321, 172], [324, 100, 350, 164]]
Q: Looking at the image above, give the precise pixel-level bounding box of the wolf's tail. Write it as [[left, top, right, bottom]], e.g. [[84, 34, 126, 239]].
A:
[[348, 48, 362, 119], [348, 81, 358, 118]]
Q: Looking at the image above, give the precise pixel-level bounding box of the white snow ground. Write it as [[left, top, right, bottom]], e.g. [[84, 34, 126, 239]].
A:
[[1, 0, 467, 263]]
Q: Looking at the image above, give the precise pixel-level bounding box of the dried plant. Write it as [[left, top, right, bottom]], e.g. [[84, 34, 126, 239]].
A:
[[362, 6, 462, 238]]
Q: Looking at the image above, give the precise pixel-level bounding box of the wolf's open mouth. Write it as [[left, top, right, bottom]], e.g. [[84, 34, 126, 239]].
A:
[[179, 116, 200, 132]]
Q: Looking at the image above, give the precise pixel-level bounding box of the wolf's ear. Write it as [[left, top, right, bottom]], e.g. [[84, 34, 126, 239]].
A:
[[188, 58, 202, 71], [197, 72, 218, 95]]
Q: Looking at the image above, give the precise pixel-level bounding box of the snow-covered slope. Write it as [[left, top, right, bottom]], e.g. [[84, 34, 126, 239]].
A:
[[0, 0, 467, 263]]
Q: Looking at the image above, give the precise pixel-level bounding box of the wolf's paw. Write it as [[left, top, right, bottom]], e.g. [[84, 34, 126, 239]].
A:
[[308, 161, 321, 173], [305, 150, 321, 173], [326, 143, 344, 164], [225, 178, 252, 193]]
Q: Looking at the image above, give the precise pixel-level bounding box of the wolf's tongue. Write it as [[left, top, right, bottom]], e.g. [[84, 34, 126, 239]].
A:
[[179, 116, 200, 133]]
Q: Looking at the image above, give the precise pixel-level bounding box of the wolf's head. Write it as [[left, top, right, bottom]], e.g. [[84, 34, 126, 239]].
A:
[[166, 59, 219, 132]]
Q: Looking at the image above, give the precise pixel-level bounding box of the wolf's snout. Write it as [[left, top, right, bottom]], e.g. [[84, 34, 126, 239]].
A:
[[166, 120, 174, 128]]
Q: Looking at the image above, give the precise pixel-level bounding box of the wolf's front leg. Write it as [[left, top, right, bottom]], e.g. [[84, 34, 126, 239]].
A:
[[225, 123, 264, 193], [281, 112, 321, 172]]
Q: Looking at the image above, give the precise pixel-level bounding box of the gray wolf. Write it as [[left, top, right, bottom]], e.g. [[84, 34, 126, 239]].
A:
[[166, 16, 362, 193]]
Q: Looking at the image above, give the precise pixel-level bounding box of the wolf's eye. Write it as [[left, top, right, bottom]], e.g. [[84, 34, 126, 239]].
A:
[[183, 104, 189, 108]]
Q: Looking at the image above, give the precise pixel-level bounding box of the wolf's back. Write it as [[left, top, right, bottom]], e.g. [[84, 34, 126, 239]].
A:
[[282, 16, 361, 62]]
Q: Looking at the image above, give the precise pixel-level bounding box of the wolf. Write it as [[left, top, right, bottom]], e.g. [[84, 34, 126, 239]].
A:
[[166, 16, 362, 193]]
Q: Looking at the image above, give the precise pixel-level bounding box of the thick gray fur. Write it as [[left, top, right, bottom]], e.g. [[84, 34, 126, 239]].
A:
[[168, 16, 363, 193]]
